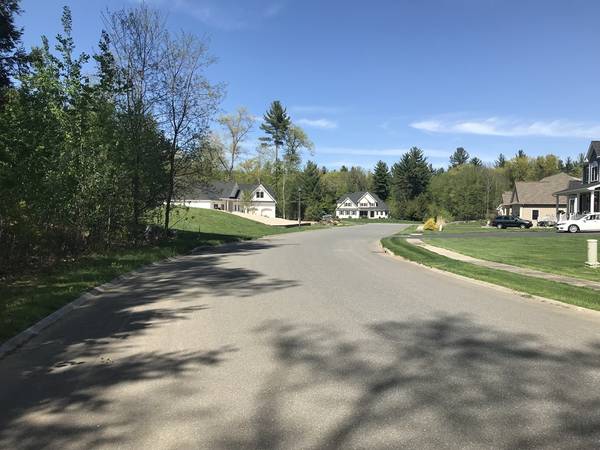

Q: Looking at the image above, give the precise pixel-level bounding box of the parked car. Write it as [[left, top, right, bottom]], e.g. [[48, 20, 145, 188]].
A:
[[556, 213, 600, 233], [490, 215, 533, 229], [537, 219, 557, 227]]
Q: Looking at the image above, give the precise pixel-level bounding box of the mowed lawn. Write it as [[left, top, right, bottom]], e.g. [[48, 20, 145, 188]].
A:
[[425, 234, 600, 282], [0, 208, 322, 343]]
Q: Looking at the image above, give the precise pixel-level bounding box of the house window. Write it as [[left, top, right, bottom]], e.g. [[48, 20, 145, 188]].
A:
[[532, 210, 539, 220], [256, 191, 264, 198], [591, 163, 599, 182], [344, 202, 351, 207]]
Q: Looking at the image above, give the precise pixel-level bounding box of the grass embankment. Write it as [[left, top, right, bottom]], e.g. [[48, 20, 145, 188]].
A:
[[425, 234, 600, 282], [1, 208, 322, 343], [381, 235, 600, 311]]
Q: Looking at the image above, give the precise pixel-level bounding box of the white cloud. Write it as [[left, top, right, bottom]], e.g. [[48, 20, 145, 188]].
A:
[[316, 146, 450, 158], [297, 118, 338, 129], [411, 117, 600, 138], [141, 0, 285, 31]]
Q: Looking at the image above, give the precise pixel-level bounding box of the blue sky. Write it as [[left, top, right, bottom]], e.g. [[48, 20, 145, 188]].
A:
[[17, 0, 600, 169]]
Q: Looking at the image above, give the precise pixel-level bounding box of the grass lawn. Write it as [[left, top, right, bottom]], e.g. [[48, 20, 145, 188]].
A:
[[381, 236, 600, 311], [424, 234, 600, 282], [394, 222, 554, 236], [0, 208, 325, 343]]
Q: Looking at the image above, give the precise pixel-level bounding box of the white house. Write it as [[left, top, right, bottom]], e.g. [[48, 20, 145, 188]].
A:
[[175, 181, 277, 218], [554, 141, 600, 221], [335, 191, 389, 219]]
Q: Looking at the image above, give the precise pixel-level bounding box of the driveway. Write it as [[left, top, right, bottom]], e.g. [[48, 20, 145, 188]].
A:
[[1, 224, 600, 449]]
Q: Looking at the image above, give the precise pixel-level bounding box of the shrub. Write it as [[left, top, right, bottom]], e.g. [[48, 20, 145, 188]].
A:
[[423, 217, 438, 231]]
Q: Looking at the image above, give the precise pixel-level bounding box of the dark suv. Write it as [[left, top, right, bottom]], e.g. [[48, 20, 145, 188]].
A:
[[490, 215, 533, 229]]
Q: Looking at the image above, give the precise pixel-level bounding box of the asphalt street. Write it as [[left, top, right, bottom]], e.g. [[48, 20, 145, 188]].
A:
[[1, 224, 600, 449]]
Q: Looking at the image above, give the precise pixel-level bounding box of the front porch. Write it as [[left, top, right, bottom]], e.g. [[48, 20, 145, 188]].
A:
[[554, 185, 600, 221]]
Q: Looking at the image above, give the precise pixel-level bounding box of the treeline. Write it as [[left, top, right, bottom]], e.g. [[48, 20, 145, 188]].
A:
[[214, 144, 584, 223], [0, 3, 222, 273]]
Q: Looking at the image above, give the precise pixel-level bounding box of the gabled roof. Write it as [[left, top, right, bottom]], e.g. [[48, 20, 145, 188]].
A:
[[337, 191, 389, 210], [501, 191, 513, 205], [586, 141, 600, 161], [178, 181, 276, 201], [511, 172, 579, 205]]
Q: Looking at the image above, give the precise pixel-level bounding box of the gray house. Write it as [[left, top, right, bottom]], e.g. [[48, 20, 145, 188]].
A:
[[554, 141, 600, 220]]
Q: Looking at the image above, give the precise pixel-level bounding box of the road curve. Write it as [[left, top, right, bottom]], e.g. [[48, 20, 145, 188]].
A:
[[1, 224, 600, 449]]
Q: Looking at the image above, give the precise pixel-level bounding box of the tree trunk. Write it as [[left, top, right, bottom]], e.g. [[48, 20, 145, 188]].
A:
[[164, 146, 177, 234], [282, 168, 287, 219]]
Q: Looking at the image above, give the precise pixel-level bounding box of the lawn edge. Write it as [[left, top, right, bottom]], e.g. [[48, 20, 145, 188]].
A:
[[0, 235, 292, 359], [378, 239, 600, 317]]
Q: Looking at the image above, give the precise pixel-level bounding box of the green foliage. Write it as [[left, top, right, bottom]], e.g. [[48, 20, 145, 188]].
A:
[[371, 160, 391, 200], [0, 6, 169, 274], [389, 147, 432, 220], [299, 160, 329, 220], [449, 147, 469, 168], [0, 0, 24, 90], [428, 164, 509, 221]]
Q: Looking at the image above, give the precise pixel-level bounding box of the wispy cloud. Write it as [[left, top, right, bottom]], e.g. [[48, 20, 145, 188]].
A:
[[297, 118, 338, 129], [143, 0, 286, 31], [411, 117, 600, 138], [316, 146, 450, 158]]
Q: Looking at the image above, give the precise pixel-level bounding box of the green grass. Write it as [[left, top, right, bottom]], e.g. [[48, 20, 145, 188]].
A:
[[424, 234, 600, 282], [0, 208, 326, 343], [381, 236, 600, 311]]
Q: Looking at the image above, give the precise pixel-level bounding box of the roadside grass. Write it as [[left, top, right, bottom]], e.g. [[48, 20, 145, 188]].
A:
[[0, 208, 326, 343], [381, 236, 600, 311], [424, 234, 600, 282]]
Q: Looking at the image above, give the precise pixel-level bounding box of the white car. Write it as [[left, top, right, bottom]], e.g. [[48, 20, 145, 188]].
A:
[[556, 213, 600, 233]]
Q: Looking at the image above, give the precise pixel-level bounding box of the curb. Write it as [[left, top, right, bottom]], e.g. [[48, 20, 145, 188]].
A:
[[0, 245, 215, 360], [378, 240, 600, 317]]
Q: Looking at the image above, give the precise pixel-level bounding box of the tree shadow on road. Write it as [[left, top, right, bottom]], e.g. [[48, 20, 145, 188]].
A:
[[0, 240, 298, 449], [215, 315, 600, 449]]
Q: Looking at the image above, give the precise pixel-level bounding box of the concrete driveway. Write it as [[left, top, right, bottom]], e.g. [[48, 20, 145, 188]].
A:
[[1, 224, 600, 449]]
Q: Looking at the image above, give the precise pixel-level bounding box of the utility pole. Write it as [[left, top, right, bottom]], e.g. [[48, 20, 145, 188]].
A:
[[297, 187, 302, 227]]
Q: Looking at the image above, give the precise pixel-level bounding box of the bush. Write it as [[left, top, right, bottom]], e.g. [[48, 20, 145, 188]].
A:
[[423, 217, 438, 231]]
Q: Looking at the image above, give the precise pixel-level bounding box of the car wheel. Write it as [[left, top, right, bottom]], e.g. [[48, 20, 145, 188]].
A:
[[520, 224, 526, 229], [568, 224, 579, 233], [496, 224, 503, 229]]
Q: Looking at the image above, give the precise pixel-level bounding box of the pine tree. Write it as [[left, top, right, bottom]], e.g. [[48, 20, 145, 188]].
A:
[[449, 147, 469, 168], [470, 157, 483, 167], [0, 0, 24, 91], [495, 153, 506, 168], [390, 147, 431, 219], [260, 100, 291, 212], [300, 160, 324, 220], [372, 160, 391, 200]]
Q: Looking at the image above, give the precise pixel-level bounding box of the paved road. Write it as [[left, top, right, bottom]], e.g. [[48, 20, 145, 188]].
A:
[[1, 224, 600, 449]]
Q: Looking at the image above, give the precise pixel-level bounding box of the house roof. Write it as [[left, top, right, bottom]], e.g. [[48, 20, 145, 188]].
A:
[[178, 181, 275, 201], [586, 141, 600, 161], [337, 191, 389, 210], [511, 172, 579, 205], [501, 191, 513, 205]]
